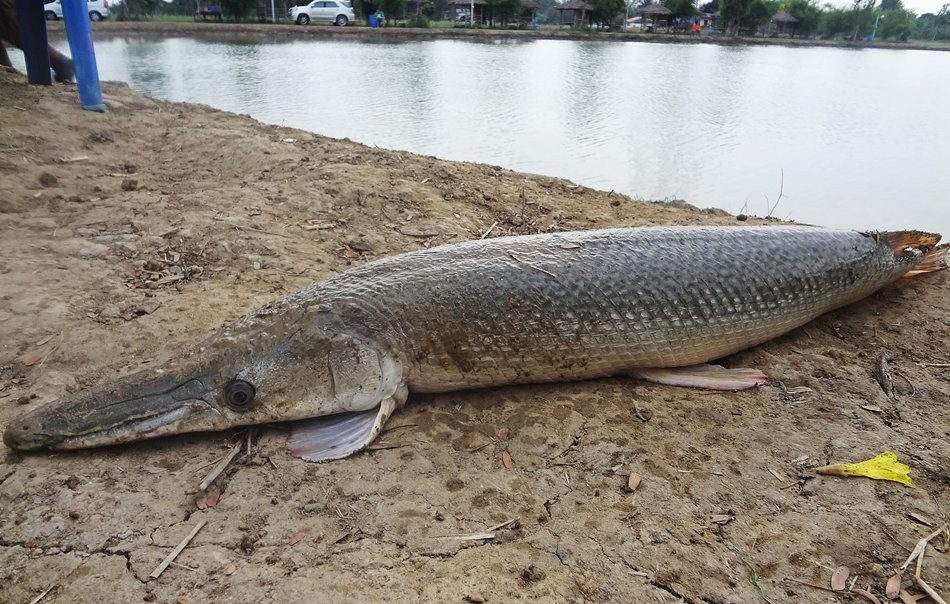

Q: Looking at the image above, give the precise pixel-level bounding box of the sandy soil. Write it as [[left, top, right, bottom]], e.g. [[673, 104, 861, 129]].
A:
[[0, 69, 947, 604]]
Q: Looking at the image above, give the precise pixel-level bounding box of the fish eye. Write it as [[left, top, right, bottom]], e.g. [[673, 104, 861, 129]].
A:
[[224, 380, 256, 411]]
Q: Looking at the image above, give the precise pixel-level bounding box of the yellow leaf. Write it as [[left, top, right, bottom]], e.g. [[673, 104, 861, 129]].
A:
[[817, 451, 915, 488]]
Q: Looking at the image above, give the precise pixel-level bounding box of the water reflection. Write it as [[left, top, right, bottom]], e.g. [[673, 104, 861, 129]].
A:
[[21, 35, 950, 235]]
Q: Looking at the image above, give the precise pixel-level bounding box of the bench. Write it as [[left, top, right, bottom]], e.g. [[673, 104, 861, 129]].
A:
[[194, 10, 223, 22]]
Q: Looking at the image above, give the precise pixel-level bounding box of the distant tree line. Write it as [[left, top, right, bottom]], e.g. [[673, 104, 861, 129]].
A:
[[653, 0, 948, 41], [105, 0, 950, 40]]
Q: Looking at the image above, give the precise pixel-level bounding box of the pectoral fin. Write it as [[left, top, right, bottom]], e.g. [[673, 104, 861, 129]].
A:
[[629, 364, 767, 391], [288, 396, 400, 462]]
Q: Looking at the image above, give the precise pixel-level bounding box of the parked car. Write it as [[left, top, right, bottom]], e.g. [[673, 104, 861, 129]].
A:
[[287, 0, 354, 26], [44, 0, 111, 21]]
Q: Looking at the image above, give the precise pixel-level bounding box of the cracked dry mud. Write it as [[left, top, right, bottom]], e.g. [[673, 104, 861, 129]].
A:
[[1, 69, 948, 603]]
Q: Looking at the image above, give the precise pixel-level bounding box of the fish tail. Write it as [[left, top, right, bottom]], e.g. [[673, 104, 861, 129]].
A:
[[870, 230, 946, 276], [902, 243, 949, 278], [874, 230, 942, 253]]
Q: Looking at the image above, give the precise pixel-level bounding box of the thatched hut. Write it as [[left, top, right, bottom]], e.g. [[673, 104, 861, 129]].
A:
[[637, 3, 672, 32], [556, 0, 592, 27], [770, 10, 798, 36]]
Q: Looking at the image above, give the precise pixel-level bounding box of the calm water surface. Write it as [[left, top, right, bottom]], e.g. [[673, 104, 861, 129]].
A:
[[34, 36, 950, 236]]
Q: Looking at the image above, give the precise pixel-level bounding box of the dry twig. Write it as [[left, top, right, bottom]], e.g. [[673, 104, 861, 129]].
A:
[[198, 441, 243, 492], [148, 519, 208, 580]]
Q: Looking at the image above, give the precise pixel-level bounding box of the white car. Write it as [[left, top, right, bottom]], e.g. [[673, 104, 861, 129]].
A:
[[44, 0, 111, 21], [288, 0, 354, 26]]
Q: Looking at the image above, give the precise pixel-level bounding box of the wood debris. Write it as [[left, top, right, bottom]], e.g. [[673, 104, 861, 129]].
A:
[[148, 519, 208, 579], [198, 441, 243, 492]]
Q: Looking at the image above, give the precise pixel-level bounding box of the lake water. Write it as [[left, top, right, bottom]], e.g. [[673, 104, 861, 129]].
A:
[[28, 35, 950, 236]]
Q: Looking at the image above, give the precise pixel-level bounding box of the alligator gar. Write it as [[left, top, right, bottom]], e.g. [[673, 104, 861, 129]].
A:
[[3, 226, 946, 461]]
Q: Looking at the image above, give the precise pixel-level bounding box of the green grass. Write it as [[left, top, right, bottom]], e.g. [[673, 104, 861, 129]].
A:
[[146, 15, 196, 22]]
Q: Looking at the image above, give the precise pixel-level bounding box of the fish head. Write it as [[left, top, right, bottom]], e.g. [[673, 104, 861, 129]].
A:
[[4, 303, 404, 451]]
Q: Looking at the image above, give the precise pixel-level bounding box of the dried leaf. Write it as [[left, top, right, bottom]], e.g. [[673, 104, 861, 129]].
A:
[[861, 404, 884, 413], [498, 427, 509, 442], [464, 594, 486, 603], [289, 532, 305, 545], [707, 514, 734, 525], [23, 354, 44, 366], [35, 335, 54, 346], [886, 574, 902, 599], [627, 472, 642, 492], [223, 563, 237, 576], [501, 450, 513, 470], [206, 486, 220, 508], [830, 565, 849, 591], [850, 587, 881, 604], [817, 451, 915, 488], [455, 510, 465, 521]]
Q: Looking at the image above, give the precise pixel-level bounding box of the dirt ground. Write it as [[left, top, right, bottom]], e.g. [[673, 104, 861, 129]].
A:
[[0, 68, 947, 604]]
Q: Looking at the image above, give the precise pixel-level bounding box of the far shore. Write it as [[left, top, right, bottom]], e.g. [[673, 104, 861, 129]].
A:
[[48, 19, 950, 52]]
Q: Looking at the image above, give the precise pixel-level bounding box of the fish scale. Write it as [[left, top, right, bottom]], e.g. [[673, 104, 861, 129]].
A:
[[294, 225, 924, 392]]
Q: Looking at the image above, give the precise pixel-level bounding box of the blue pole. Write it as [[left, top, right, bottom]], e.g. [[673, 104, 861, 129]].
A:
[[60, 0, 105, 111], [14, 0, 52, 84]]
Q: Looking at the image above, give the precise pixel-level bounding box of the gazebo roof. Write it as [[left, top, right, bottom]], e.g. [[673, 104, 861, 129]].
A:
[[521, 0, 541, 8], [638, 3, 672, 15], [771, 10, 798, 22], [447, 0, 487, 4], [557, 0, 593, 10]]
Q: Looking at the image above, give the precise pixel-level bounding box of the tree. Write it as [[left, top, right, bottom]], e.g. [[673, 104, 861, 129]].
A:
[[486, 0, 522, 25], [719, 0, 751, 32], [663, 0, 697, 19], [589, 0, 625, 26], [878, 0, 901, 10], [877, 6, 915, 39], [699, 0, 717, 12], [744, 0, 775, 27], [115, 0, 162, 20], [785, 0, 821, 35], [820, 0, 875, 39], [219, 0, 259, 19]]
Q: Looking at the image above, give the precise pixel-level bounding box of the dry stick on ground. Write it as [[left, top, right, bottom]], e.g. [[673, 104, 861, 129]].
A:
[[480, 221, 498, 240], [198, 441, 244, 492], [28, 585, 55, 604], [148, 519, 208, 580], [899, 524, 949, 604]]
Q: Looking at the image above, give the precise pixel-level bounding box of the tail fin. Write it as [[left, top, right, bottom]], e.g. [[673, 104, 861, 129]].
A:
[[875, 230, 942, 253], [903, 243, 949, 278], [870, 231, 946, 283]]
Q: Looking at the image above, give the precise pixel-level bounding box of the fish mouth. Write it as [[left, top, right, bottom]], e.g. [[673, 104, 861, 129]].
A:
[[3, 372, 223, 451]]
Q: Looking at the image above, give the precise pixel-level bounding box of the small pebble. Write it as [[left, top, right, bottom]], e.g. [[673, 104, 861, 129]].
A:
[[69, 511, 81, 520], [303, 502, 324, 514], [38, 172, 58, 187], [121, 179, 138, 191], [17, 395, 31, 405]]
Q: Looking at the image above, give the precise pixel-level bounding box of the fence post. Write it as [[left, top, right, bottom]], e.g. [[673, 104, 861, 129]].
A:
[[61, 0, 106, 111]]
